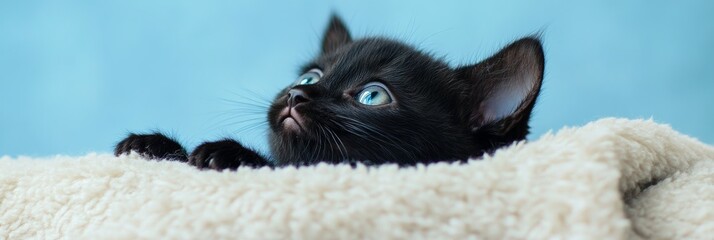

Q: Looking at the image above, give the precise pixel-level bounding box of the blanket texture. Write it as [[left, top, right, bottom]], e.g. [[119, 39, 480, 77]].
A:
[[1, 118, 713, 239]]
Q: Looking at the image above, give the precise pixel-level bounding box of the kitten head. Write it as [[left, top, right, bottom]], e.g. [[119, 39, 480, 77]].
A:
[[267, 16, 544, 166]]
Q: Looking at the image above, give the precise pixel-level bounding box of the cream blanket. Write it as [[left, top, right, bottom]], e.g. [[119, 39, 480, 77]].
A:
[[1, 118, 713, 239]]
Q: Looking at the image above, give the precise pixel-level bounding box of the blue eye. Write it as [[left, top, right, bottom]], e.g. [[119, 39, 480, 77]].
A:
[[356, 83, 393, 106], [296, 69, 323, 85]]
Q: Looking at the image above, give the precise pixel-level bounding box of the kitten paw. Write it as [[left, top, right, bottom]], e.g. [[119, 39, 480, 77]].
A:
[[189, 139, 269, 170], [114, 133, 188, 161]]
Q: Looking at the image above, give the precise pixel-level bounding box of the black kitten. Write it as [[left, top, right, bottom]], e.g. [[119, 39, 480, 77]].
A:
[[115, 15, 544, 170]]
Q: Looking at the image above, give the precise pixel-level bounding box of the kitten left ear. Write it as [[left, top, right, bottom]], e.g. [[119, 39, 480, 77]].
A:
[[456, 37, 544, 143], [322, 15, 352, 53]]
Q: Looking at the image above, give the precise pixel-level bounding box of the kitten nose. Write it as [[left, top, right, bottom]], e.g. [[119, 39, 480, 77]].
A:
[[287, 88, 311, 107]]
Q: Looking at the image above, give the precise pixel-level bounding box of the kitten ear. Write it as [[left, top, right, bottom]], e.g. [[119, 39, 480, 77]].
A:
[[322, 15, 352, 53], [456, 37, 544, 142]]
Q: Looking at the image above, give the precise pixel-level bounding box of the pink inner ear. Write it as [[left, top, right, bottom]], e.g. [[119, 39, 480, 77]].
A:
[[480, 73, 537, 124]]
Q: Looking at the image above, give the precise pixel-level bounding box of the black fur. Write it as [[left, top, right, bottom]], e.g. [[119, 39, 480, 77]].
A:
[[189, 139, 270, 170], [115, 15, 544, 170], [115, 133, 188, 161]]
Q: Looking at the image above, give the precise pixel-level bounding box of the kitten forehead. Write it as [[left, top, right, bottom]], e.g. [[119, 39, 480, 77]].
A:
[[314, 37, 450, 90], [317, 38, 414, 68]]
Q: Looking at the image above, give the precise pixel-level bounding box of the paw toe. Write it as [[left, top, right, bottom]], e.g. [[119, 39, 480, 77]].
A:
[[114, 133, 187, 161]]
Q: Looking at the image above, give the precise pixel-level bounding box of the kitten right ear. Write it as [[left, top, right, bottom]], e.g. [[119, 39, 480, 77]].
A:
[[322, 15, 352, 53], [456, 37, 545, 146]]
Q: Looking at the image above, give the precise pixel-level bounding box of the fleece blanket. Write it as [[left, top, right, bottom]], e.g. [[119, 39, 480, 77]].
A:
[[1, 118, 713, 240]]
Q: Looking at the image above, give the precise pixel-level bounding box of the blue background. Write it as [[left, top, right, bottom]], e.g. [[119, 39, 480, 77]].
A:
[[1, 1, 713, 157]]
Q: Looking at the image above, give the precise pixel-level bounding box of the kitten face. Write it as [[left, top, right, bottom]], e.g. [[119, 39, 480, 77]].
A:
[[267, 16, 544, 166]]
